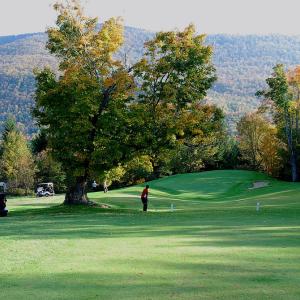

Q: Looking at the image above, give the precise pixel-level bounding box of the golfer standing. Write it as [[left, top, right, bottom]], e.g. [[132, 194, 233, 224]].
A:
[[141, 185, 149, 212]]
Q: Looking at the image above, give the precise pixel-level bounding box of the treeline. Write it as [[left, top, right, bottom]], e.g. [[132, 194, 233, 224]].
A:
[[0, 113, 229, 195]]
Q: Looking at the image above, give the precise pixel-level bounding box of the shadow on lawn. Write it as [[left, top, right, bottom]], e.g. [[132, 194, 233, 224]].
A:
[[12, 203, 59, 207], [1, 205, 300, 249], [0, 271, 201, 300], [0, 260, 298, 300]]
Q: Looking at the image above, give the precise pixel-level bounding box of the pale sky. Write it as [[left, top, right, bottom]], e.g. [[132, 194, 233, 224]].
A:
[[0, 0, 300, 36]]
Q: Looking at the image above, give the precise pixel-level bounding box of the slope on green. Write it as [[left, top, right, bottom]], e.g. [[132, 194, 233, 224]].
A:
[[1, 170, 300, 300], [90, 170, 299, 211]]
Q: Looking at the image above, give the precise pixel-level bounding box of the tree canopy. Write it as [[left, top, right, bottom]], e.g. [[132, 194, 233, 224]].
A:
[[34, 0, 134, 203], [133, 25, 217, 175]]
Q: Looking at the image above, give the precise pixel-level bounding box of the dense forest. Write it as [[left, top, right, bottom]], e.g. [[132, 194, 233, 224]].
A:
[[2, 28, 300, 134]]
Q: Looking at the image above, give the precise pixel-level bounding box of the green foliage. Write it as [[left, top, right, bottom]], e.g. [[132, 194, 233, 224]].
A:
[[123, 155, 153, 184], [166, 104, 227, 173], [35, 150, 66, 193], [217, 137, 242, 169], [31, 130, 48, 154], [99, 165, 126, 187], [2, 115, 18, 143], [33, 1, 227, 204], [0, 130, 35, 195], [260, 64, 290, 108], [135, 24, 216, 109], [97, 156, 153, 187], [133, 26, 217, 177], [237, 112, 284, 176], [8, 188, 35, 197]]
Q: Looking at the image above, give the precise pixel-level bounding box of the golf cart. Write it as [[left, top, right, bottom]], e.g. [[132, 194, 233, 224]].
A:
[[36, 183, 55, 197]]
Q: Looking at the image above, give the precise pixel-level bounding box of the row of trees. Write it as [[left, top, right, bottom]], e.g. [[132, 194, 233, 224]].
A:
[[0, 115, 228, 196], [4, 62, 296, 197]]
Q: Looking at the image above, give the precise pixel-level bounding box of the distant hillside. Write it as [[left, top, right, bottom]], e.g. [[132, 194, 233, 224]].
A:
[[0, 27, 153, 135], [206, 34, 300, 129], [1, 27, 300, 135]]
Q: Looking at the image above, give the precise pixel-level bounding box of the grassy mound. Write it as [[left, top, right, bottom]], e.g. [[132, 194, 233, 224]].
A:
[[89, 170, 300, 212], [1, 170, 300, 300]]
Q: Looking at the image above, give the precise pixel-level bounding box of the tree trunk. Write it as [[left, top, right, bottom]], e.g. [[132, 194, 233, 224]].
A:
[[150, 158, 161, 179], [291, 152, 298, 182], [284, 109, 298, 182], [64, 87, 113, 205], [64, 177, 88, 205], [296, 109, 299, 145]]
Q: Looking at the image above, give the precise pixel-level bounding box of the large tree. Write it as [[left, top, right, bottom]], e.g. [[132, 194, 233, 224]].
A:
[[133, 25, 217, 176], [34, 0, 134, 204]]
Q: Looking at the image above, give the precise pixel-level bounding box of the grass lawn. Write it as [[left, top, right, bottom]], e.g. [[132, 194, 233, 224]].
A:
[[0, 170, 300, 299]]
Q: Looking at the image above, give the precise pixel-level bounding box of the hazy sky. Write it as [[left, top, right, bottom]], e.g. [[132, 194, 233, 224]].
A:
[[1, 0, 300, 36]]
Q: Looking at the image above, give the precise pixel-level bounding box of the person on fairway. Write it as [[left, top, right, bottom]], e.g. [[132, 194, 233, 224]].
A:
[[141, 185, 149, 212], [103, 181, 108, 193], [92, 180, 97, 191]]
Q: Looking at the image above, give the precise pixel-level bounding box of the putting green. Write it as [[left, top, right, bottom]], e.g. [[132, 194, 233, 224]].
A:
[[1, 170, 300, 299]]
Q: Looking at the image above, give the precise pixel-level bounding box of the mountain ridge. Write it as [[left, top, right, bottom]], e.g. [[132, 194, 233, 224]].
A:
[[1, 27, 300, 134]]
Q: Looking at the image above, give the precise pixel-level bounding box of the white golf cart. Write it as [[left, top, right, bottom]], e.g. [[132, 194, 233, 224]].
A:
[[36, 183, 55, 197], [0, 182, 7, 193]]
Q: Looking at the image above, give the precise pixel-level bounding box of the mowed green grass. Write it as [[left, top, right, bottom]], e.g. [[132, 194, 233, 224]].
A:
[[0, 170, 300, 300]]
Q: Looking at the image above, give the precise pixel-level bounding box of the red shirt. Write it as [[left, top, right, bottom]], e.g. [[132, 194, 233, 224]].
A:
[[141, 188, 148, 199]]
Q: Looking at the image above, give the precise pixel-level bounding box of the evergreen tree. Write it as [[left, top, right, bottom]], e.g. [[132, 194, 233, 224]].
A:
[[2, 115, 18, 143]]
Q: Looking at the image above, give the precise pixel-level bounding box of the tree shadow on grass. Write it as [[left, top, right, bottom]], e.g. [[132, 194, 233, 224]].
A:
[[0, 272, 198, 300], [1, 204, 300, 250], [0, 260, 299, 300], [12, 203, 60, 207]]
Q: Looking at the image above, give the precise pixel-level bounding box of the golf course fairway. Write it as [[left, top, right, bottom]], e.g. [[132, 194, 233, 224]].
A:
[[0, 170, 299, 299]]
